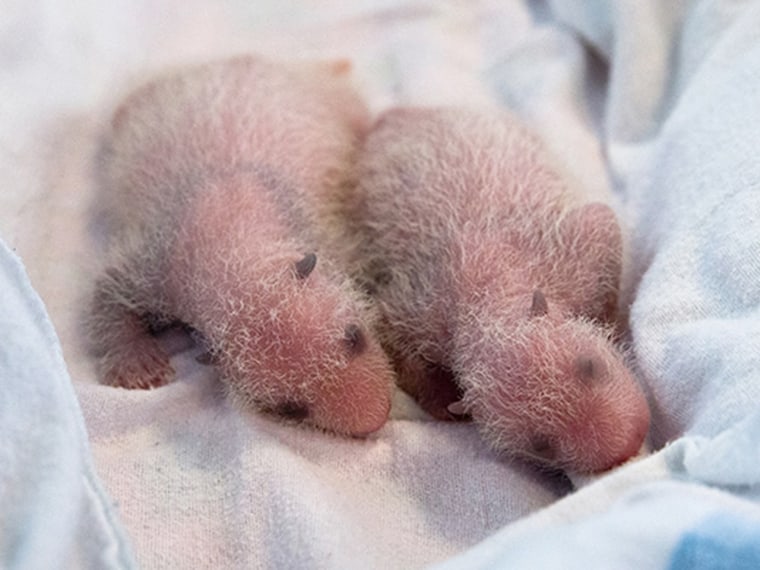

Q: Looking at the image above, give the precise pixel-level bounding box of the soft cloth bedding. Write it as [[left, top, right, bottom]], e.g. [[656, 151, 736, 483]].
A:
[[2, 1, 760, 568]]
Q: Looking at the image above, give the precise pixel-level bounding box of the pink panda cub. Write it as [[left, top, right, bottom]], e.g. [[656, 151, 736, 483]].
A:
[[88, 55, 394, 436], [343, 107, 650, 472]]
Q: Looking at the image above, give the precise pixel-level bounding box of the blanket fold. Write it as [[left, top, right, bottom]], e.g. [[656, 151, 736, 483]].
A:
[[0, 240, 136, 570]]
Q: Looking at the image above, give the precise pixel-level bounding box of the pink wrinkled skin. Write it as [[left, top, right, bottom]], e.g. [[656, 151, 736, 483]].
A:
[[341, 107, 650, 472], [87, 56, 393, 436]]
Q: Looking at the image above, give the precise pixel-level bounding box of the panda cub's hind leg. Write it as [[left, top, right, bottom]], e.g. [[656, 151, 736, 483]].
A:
[[394, 352, 465, 421], [89, 264, 175, 390]]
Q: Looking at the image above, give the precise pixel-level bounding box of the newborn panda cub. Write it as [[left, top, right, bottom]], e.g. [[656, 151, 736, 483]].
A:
[[342, 107, 651, 472], [88, 55, 394, 437]]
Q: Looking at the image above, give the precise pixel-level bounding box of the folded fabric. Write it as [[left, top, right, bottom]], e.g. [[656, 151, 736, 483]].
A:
[[0, 239, 136, 570]]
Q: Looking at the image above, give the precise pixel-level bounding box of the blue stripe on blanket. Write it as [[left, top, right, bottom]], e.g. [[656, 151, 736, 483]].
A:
[[669, 512, 760, 570]]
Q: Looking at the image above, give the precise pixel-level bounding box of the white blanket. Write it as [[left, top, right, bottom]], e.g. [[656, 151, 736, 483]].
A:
[[3, 1, 760, 568]]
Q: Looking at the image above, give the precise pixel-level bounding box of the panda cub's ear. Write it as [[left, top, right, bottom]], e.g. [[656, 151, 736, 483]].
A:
[[294, 252, 317, 279], [529, 289, 548, 318]]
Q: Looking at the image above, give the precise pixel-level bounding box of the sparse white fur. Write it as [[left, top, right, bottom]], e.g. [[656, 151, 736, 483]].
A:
[[87, 55, 394, 436], [339, 107, 650, 472]]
